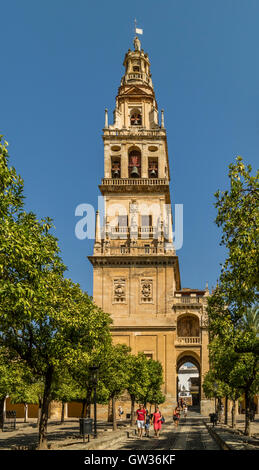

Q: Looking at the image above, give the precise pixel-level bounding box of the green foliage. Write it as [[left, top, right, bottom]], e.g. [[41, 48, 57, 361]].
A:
[[0, 136, 24, 216], [10, 375, 44, 406], [142, 359, 165, 405], [214, 156, 259, 317], [207, 289, 258, 397], [206, 158, 259, 434], [202, 370, 228, 399], [126, 352, 150, 402], [0, 347, 24, 399], [241, 306, 259, 336], [0, 136, 112, 445], [101, 344, 131, 399]]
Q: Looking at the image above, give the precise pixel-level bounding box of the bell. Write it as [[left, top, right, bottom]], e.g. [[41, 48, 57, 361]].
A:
[[130, 166, 140, 177], [112, 169, 120, 177], [150, 169, 157, 178]]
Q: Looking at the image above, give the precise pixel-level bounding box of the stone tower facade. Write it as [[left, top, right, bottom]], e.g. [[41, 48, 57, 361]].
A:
[[89, 37, 213, 415]]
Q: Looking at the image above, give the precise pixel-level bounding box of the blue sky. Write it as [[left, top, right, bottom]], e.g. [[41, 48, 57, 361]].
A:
[[1, 0, 258, 295]]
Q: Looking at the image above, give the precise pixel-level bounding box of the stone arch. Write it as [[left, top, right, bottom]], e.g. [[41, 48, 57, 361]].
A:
[[176, 352, 201, 410], [177, 351, 201, 371], [177, 313, 200, 337]]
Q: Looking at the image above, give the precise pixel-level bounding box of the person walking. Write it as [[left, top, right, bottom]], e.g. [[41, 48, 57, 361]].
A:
[[152, 406, 163, 438], [136, 404, 146, 439], [183, 403, 188, 418], [144, 409, 151, 437], [118, 406, 123, 420], [173, 406, 180, 428]]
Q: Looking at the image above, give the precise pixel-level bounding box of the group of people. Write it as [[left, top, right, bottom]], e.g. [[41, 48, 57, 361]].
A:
[[136, 404, 164, 438], [117, 399, 188, 438], [173, 399, 188, 427]]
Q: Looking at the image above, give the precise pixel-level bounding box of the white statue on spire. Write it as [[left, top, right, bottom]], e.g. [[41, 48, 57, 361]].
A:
[[134, 36, 141, 51]]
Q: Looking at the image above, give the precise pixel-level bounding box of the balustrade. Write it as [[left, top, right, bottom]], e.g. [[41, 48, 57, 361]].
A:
[[176, 296, 201, 304], [175, 337, 201, 345], [103, 128, 166, 137], [101, 177, 168, 186]]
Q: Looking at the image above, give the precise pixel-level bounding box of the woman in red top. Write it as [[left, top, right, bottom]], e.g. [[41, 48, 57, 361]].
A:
[[152, 406, 162, 438]]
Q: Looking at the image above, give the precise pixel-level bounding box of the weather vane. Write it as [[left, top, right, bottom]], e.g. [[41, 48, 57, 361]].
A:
[[134, 18, 143, 37], [133, 19, 143, 51]]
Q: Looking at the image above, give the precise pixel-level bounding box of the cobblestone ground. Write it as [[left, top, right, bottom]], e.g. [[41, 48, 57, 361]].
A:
[[110, 411, 220, 450], [0, 411, 258, 450]]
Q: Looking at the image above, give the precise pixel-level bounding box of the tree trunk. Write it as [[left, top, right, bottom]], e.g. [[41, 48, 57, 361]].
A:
[[24, 403, 28, 423], [38, 366, 54, 449], [130, 396, 135, 426], [37, 398, 42, 426], [0, 396, 5, 431], [218, 398, 222, 423], [81, 399, 87, 418], [224, 397, 228, 425], [112, 395, 117, 431], [61, 402, 65, 423], [231, 399, 236, 429], [244, 390, 251, 436], [107, 398, 113, 422]]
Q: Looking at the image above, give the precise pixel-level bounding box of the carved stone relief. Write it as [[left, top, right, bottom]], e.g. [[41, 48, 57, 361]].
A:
[[140, 279, 153, 303], [113, 278, 126, 303]]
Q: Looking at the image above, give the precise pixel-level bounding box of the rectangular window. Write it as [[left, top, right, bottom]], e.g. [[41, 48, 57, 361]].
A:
[[144, 353, 153, 360], [141, 215, 152, 227], [118, 215, 128, 227]]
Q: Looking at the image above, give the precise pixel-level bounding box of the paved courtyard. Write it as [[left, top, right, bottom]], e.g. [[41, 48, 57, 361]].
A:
[[0, 410, 258, 451], [109, 411, 220, 451]]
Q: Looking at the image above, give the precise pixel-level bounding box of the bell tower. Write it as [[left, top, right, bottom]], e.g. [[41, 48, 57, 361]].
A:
[[88, 36, 212, 415]]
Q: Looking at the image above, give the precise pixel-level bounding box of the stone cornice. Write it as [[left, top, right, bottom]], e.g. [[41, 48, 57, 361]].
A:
[[88, 254, 181, 290], [111, 325, 175, 331], [88, 254, 178, 266]]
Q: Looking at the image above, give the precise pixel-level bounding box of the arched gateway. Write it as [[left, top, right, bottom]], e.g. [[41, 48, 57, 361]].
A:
[[88, 36, 214, 417], [177, 354, 201, 410]]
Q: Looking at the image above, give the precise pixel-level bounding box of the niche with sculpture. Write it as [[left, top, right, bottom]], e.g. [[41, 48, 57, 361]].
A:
[[177, 315, 199, 337]]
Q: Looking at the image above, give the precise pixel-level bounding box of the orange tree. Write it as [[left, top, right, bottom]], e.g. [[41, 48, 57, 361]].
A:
[[0, 137, 112, 448]]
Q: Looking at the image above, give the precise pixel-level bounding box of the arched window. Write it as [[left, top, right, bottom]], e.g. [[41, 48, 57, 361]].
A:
[[128, 149, 141, 178]]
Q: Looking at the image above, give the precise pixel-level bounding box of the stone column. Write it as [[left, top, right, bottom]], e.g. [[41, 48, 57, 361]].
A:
[[104, 143, 111, 178], [121, 143, 128, 178], [104, 108, 108, 128], [141, 144, 148, 178], [161, 109, 164, 128]]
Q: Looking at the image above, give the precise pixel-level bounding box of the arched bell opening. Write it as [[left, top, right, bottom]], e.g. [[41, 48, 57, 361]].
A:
[[111, 157, 121, 178], [130, 108, 142, 126], [148, 157, 158, 178], [128, 147, 141, 178]]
